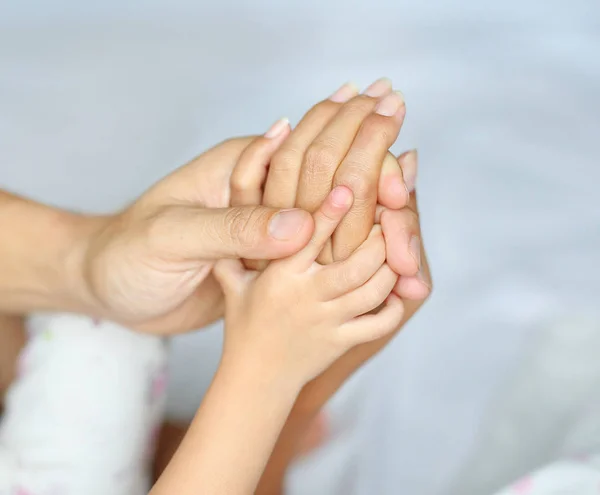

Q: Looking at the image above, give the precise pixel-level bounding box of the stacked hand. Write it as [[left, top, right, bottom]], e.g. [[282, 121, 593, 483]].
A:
[[80, 80, 430, 338]]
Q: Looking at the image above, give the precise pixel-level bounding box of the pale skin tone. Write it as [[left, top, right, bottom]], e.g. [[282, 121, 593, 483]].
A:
[[234, 78, 432, 494], [151, 186, 406, 495], [0, 77, 431, 490], [153, 79, 433, 490]]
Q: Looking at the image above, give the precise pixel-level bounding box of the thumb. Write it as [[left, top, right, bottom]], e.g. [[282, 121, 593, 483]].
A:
[[152, 205, 314, 261]]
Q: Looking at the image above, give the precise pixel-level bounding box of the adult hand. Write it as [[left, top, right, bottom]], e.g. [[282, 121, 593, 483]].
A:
[[79, 129, 315, 334], [230, 78, 433, 494], [232, 78, 431, 299]]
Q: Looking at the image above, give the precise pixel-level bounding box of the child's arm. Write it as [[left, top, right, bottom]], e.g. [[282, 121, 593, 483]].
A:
[[151, 185, 404, 495], [151, 354, 298, 495]]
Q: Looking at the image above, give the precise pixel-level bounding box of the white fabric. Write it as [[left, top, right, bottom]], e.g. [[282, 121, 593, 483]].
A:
[[0, 315, 167, 495], [1, 2, 599, 494], [494, 457, 600, 495]]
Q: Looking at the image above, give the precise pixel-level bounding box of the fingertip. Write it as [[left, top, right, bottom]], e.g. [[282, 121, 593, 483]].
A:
[[380, 210, 419, 277], [329, 185, 354, 209], [398, 149, 418, 195], [378, 153, 409, 209], [264, 117, 291, 140], [394, 276, 431, 301]]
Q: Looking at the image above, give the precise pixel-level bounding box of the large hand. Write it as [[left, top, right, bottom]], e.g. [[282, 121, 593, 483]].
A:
[[232, 79, 431, 298], [79, 131, 314, 334], [235, 79, 433, 494]]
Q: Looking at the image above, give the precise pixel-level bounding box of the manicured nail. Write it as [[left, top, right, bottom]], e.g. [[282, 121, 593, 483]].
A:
[[401, 149, 418, 193], [268, 209, 308, 240], [362, 77, 392, 98], [329, 82, 359, 103], [264, 117, 290, 138], [375, 91, 405, 117], [409, 236, 421, 268]]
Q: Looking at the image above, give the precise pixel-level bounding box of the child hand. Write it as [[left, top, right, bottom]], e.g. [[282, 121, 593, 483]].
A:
[[213, 186, 404, 388]]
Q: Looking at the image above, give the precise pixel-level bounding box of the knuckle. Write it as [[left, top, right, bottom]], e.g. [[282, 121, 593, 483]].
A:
[[271, 147, 302, 173], [311, 99, 340, 114], [360, 116, 392, 146], [343, 95, 376, 115], [304, 142, 338, 173], [367, 280, 389, 306], [338, 170, 373, 199], [223, 206, 264, 249], [229, 170, 248, 193], [342, 264, 363, 287]]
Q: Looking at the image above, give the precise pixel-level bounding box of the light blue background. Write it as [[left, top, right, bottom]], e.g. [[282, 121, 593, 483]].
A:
[[1, 1, 599, 493]]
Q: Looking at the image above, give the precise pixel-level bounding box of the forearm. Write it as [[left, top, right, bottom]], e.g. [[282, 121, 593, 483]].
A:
[[151, 354, 300, 495], [0, 191, 104, 315], [256, 303, 421, 495], [0, 314, 26, 403]]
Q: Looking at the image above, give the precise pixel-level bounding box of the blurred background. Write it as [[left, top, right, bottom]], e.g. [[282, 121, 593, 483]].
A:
[[1, 1, 598, 493]]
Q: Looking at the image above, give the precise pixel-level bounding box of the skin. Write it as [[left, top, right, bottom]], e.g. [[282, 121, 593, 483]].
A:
[[238, 79, 433, 494], [0, 135, 312, 332], [151, 187, 405, 495], [153, 80, 433, 486], [0, 78, 432, 491], [0, 315, 26, 407]]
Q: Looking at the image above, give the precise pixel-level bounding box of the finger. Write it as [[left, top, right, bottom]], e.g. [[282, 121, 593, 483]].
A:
[[213, 258, 247, 296], [394, 274, 432, 300], [148, 204, 314, 261], [331, 91, 407, 262], [380, 208, 421, 277], [263, 82, 360, 209], [392, 189, 432, 300], [378, 152, 409, 209], [317, 226, 385, 300], [291, 186, 354, 268], [338, 293, 405, 347], [230, 118, 291, 207], [147, 136, 257, 207], [295, 79, 393, 215], [332, 263, 398, 320], [398, 149, 418, 196]]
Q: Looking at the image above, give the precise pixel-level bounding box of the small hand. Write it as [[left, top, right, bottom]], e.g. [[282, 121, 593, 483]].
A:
[[213, 186, 403, 387]]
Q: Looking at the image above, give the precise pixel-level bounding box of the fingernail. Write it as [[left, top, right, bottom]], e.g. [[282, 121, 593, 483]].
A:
[[268, 209, 308, 241], [362, 77, 392, 98], [264, 117, 290, 138], [375, 91, 405, 117], [417, 262, 431, 288], [409, 236, 421, 268], [389, 175, 408, 203], [329, 82, 359, 103], [401, 149, 418, 193], [330, 186, 353, 207]]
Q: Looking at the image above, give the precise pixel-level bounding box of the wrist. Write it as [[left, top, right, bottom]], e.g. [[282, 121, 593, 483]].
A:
[[62, 212, 114, 316], [0, 192, 112, 315], [218, 349, 303, 406]]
